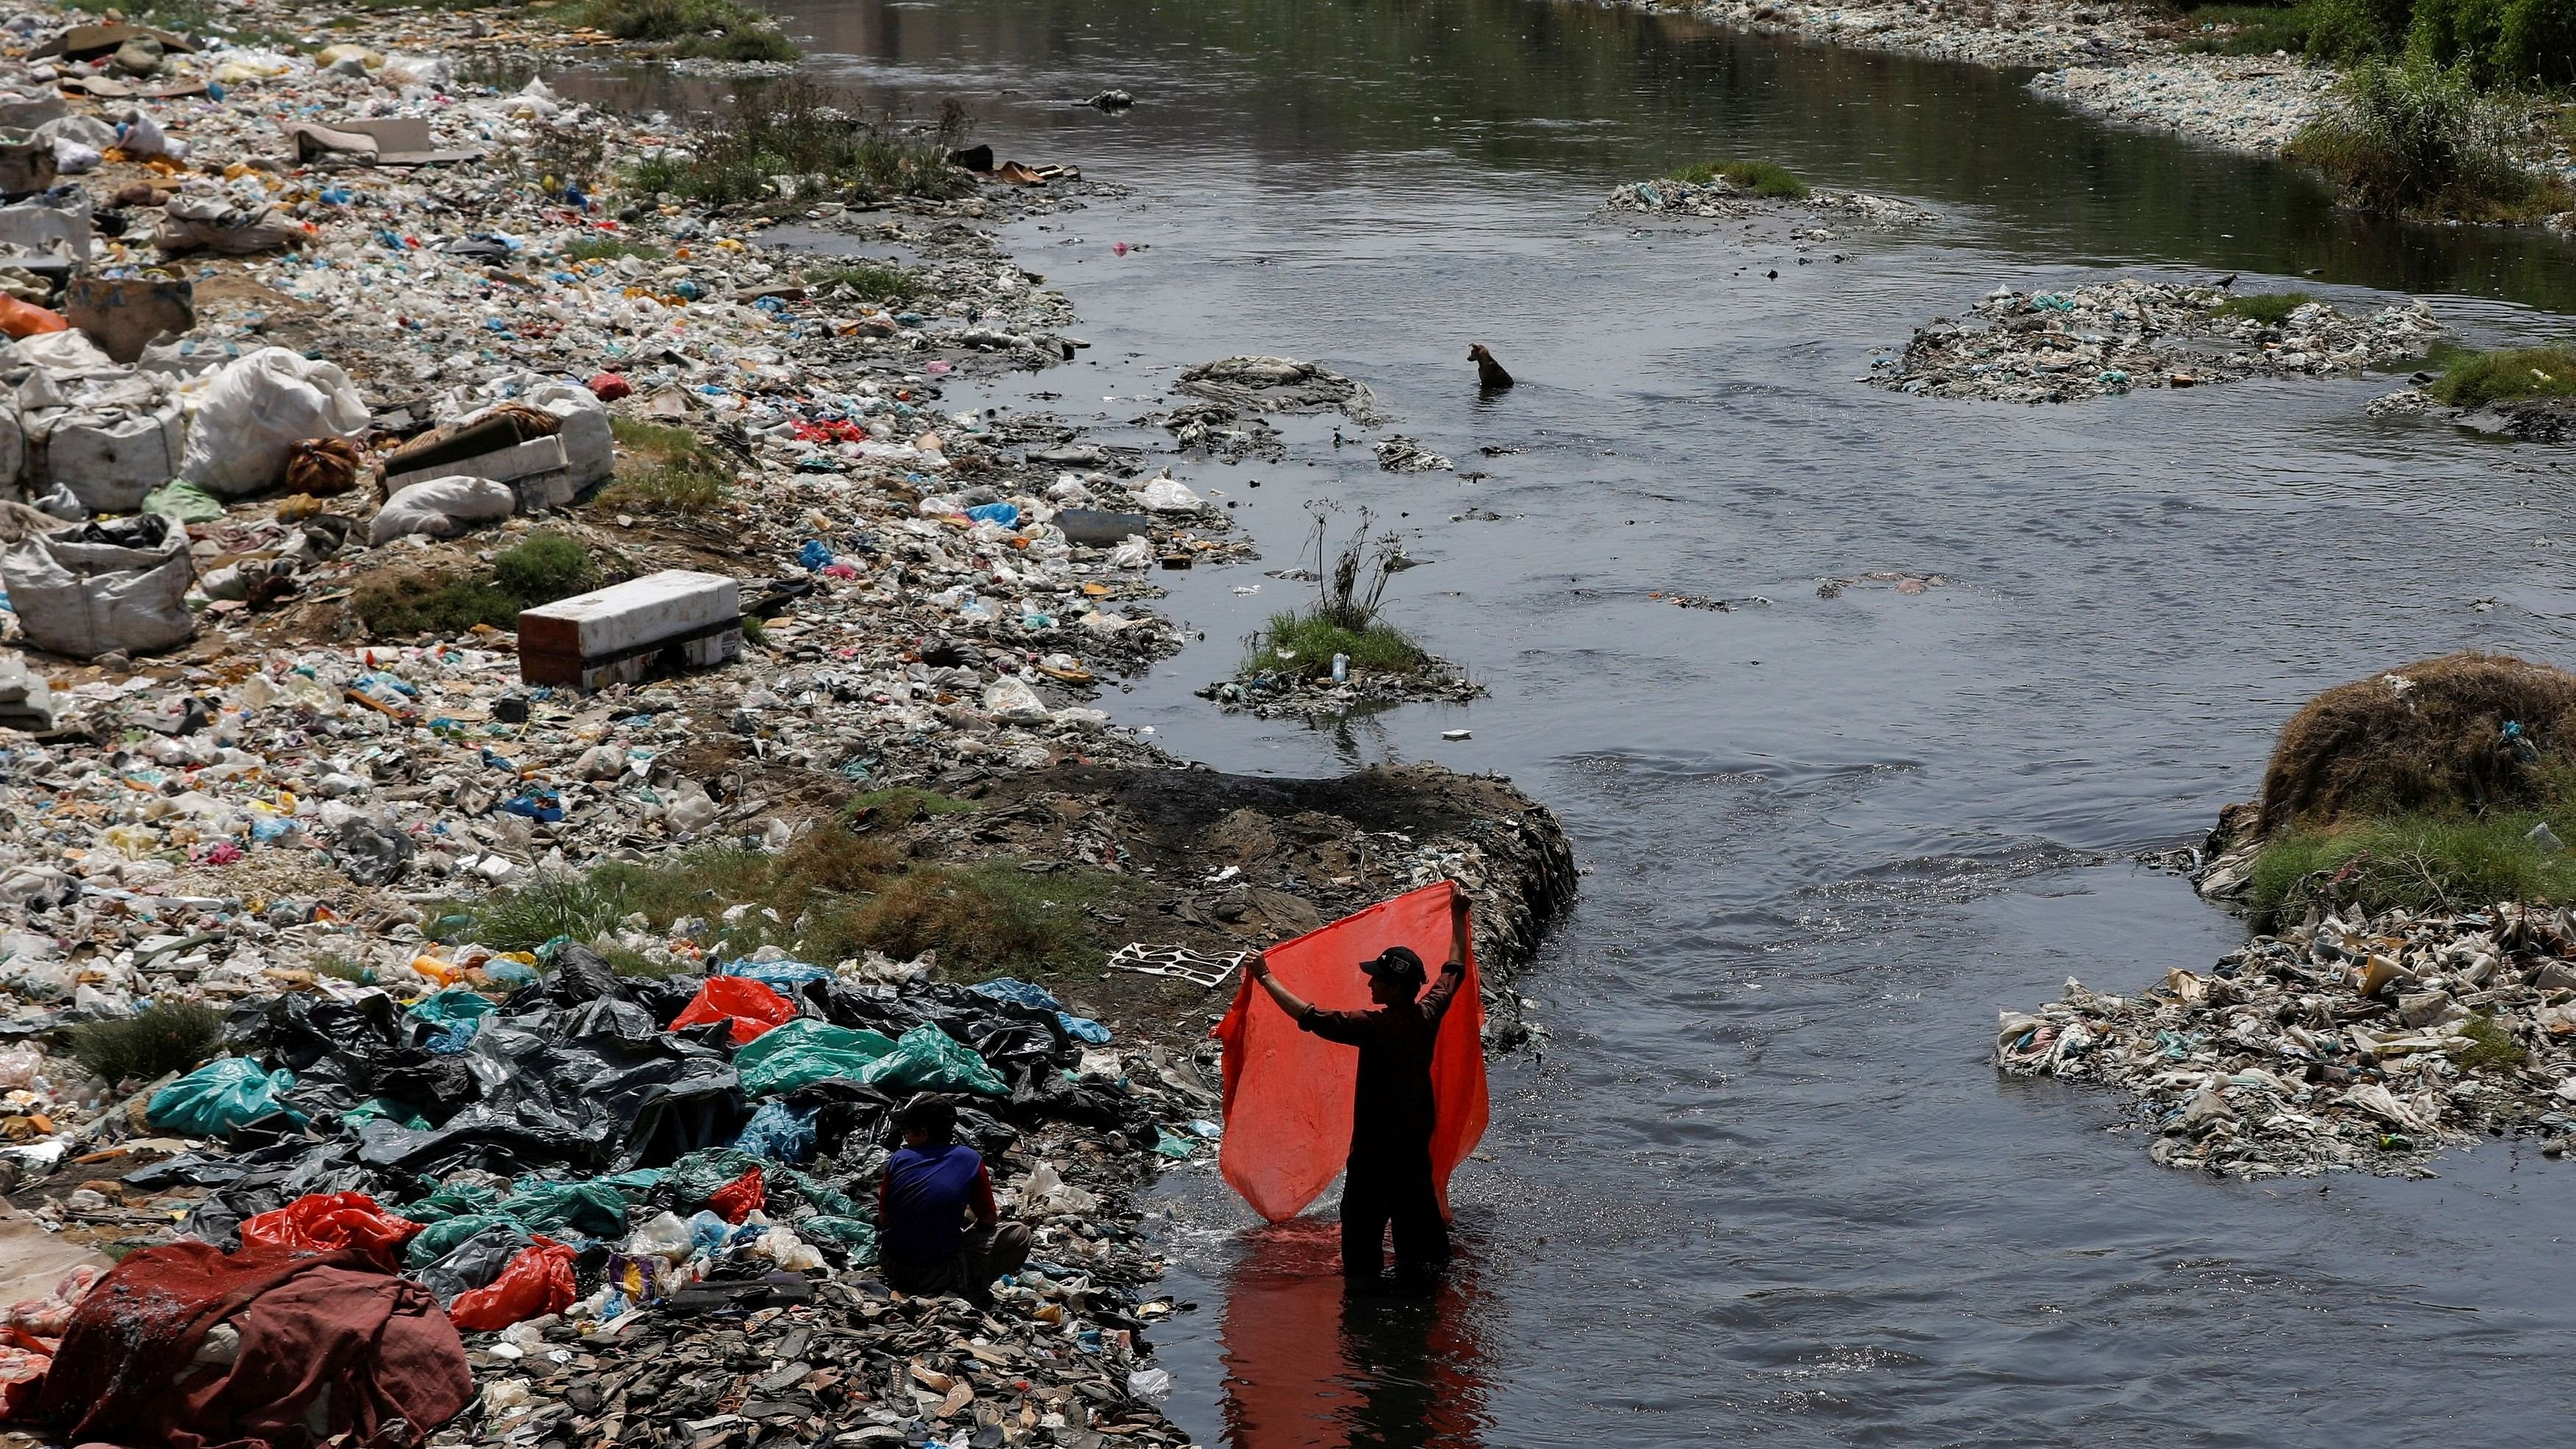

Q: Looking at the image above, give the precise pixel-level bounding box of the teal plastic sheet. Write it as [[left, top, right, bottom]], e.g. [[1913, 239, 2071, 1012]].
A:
[[147, 1058, 304, 1136], [857, 1023, 1008, 1097], [404, 1212, 528, 1269], [496, 1178, 629, 1239], [732, 1018, 896, 1097]]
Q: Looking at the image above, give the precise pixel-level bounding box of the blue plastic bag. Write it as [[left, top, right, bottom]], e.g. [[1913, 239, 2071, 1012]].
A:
[[964, 502, 1020, 528], [148, 1058, 304, 1137], [732, 1100, 818, 1164]]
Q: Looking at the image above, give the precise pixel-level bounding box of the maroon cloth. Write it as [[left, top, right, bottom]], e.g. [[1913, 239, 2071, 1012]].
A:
[[25, 1241, 469, 1449], [175, 1266, 470, 1449]]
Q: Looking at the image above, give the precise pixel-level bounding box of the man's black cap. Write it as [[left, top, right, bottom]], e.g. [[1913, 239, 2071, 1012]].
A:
[[1362, 945, 1426, 986]]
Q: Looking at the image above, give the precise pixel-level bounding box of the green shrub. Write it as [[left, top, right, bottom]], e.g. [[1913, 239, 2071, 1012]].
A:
[[2408, 0, 2576, 86], [1242, 612, 1429, 681], [577, 0, 797, 58], [1668, 158, 1809, 199], [66, 1005, 226, 1085], [596, 419, 732, 514], [2213, 290, 2318, 323], [2285, 59, 2562, 220], [354, 533, 600, 637], [2245, 812, 2576, 929], [2427, 342, 2576, 405], [2306, 0, 2416, 60], [490, 532, 599, 603], [806, 261, 919, 301], [441, 835, 1121, 977], [2452, 1013, 2530, 1070], [626, 79, 969, 208]]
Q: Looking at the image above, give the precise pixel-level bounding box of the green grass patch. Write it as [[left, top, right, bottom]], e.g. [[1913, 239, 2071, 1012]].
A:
[[353, 531, 601, 638], [806, 860, 1136, 978], [574, 0, 797, 58], [624, 79, 969, 208], [441, 830, 1130, 977], [66, 1004, 225, 1086], [2245, 811, 2576, 929], [565, 234, 664, 263], [312, 954, 370, 983], [2426, 342, 2576, 407], [1667, 158, 1810, 199], [805, 260, 920, 302], [2452, 1012, 2530, 1070], [1242, 611, 1429, 681], [595, 417, 732, 515], [2285, 58, 2569, 221], [2212, 290, 2318, 323]]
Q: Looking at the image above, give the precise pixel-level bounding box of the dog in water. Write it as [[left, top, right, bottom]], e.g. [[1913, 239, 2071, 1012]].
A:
[[1468, 343, 1513, 391]]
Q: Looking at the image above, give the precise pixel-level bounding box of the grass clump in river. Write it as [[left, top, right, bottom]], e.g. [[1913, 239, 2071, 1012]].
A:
[[2284, 58, 2567, 220], [1242, 509, 1432, 681], [353, 531, 601, 637], [2424, 341, 2576, 406], [595, 417, 732, 515], [574, 0, 797, 61], [1666, 158, 1810, 199], [2245, 812, 2576, 928], [626, 80, 969, 207], [2212, 290, 2317, 323], [805, 260, 921, 302], [442, 827, 1133, 979]]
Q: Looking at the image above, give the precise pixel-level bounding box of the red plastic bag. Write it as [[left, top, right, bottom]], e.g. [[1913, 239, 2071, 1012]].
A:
[[1213, 882, 1487, 1224], [446, 1236, 576, 1331], [707, 1166, 765, 1223], [238, 1191, 423, 1272], [668, 977, 795, 1044]]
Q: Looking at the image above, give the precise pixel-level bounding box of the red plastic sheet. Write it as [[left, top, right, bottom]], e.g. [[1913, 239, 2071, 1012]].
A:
[[447, 1237, 576, 1332], [238, 1191, 423, 1272], [668, 977, 796, 1044], [1213, 882, 1487, 1224], [707, 1166, 765, 1223]]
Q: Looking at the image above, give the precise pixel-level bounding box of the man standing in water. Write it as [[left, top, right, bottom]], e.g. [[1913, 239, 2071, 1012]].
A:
[[1248, 888, 1473, 1283]]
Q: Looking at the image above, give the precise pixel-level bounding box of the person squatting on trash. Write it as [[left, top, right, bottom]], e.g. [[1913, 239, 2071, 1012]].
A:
[[876, 1093, 1032, 1305], [1249, 888, 1473, 1282]]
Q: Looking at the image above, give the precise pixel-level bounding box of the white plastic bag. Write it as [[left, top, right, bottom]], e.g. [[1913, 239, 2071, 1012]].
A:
[[180, 347, 369, 497], [983, 675, 1048, 723], [367, 475, 516, 545], [1137, 475, 1200, 511]]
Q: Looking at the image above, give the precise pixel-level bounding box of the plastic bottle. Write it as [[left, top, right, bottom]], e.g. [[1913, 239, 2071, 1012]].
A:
[[1331, 653, 1349, 682]]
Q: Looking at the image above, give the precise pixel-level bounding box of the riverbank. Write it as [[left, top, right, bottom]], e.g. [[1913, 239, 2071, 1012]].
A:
[[0, 4, 1574, 1445], [1638, 0, 2576, 216]]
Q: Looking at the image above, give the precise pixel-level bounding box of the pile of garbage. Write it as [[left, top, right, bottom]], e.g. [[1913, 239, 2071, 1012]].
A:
[[1606, 177, 1933, 235], [1995, 900, 2576, 1178], [1173, 356, 1381, 425], [1867, 281, 2444, 403], [1200, 657, 1483, 721], [2369, 385, 2576, 443], [0, 944, 1219, 1445]]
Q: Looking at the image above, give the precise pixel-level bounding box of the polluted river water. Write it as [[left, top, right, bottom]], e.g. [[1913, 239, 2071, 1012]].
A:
[[603, 0, 2576, 1441]]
